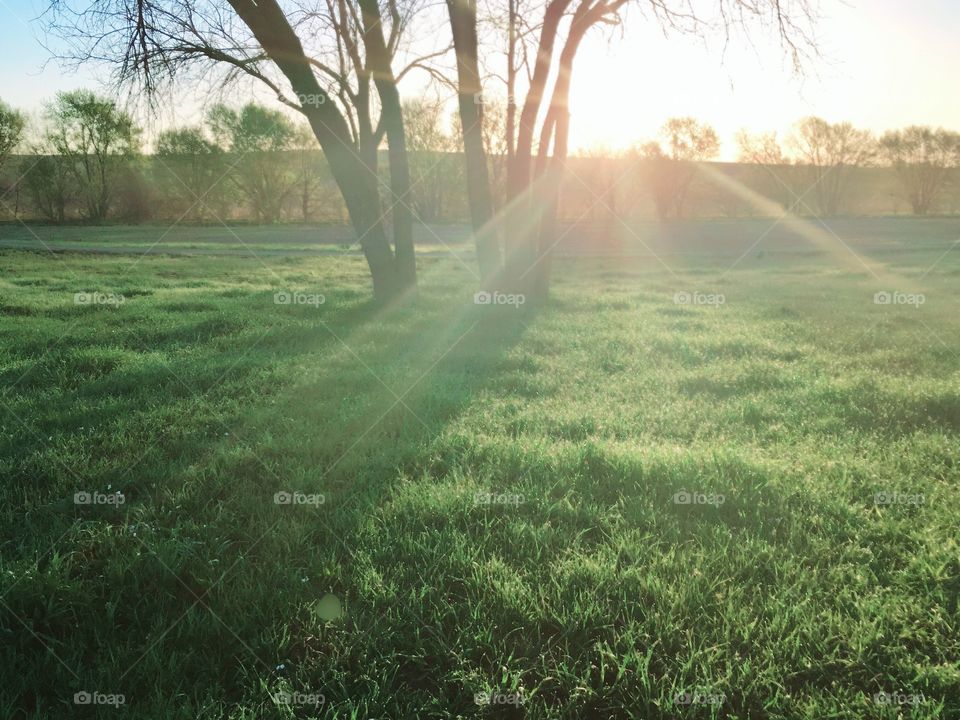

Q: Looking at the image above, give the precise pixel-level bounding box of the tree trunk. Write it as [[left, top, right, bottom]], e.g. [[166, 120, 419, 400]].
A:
[[358, 0, 417, 294], [506, 0, 517, 161], [228, 0, 401, 303], [530, 112, 568, 304], [504, 0, 573, 295], [510, 0, 572, 195], [527, 0, 611, 302], [445, 0, 502, 286], [379, 95, 416, 292]]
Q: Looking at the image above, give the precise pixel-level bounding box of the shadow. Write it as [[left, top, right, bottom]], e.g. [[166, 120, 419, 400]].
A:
[[807, 381, 960, 437], [0, 277, 536, 718]]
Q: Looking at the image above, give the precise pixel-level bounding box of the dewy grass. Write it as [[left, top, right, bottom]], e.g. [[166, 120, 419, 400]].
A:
[[1, 235, 959, 718]]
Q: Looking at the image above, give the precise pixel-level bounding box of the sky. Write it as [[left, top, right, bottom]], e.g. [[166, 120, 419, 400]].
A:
[[565, 0, 960, 157], [1, 0, 959, 160]]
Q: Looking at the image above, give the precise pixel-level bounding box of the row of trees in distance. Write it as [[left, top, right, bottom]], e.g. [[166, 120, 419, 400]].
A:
[[638, 116, 960, 219], [0, 93, 343, 224], [4, 94, 959, 226]]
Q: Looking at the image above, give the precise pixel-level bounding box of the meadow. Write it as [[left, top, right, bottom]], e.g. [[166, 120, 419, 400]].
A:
[[1, 219, 959, 718]]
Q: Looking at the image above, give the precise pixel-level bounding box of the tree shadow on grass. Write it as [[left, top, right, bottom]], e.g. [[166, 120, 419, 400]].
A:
[[0, 286, 536, 718]]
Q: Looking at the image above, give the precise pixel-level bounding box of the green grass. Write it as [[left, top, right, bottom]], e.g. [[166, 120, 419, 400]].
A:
[[1, 227, 959, 718]]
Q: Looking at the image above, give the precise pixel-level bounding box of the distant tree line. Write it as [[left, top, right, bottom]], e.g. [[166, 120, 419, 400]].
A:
[[3, 95, 960, 225], [636, 116, 960, 219], [0, 93, 347, 224]]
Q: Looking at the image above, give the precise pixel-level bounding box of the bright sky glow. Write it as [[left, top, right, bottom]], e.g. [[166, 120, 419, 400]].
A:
[[1, 0, 958, 159]]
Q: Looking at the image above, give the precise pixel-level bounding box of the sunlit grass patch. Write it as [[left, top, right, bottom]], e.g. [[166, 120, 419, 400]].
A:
[[2, 242, 959, 718]]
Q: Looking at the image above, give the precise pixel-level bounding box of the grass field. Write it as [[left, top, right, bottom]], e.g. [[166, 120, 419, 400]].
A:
[[2, 220, 960, 718]]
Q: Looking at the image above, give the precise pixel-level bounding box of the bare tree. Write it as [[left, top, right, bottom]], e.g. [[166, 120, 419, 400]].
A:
[[447, 0, 821, 301], [661, 117, 719, 162], [47, 0, 425, 301], [879, 126, 960, 215], [639, 117, 718, 219], [450, 97, 510, 209], [447, 0, 502, 282], [511, 0, 626, 298], [736, 130, 786, 166], [790, 116, 875, 216]]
